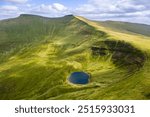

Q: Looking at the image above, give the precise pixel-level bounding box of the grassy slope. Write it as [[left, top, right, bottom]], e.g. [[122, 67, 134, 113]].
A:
[[96, 20, 150, 37], [0, 15, 150, 99]]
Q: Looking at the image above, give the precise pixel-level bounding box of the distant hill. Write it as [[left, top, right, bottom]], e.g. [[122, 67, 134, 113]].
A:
[[95, 20, 150, 36], [0, 14, 150, 100]]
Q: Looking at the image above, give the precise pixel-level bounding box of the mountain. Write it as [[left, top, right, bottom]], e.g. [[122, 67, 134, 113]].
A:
[[95, 20, 150, 36], [0, 14, 150, 100]]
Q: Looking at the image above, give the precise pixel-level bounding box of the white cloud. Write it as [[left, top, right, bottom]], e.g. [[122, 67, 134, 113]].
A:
[[52, 3, 67, 11], [25, 3, 69, 17], [3, 0, 28, 4], [0, 0, 149, 24], [0, 5, 18, 11], [73, 0, 150, 24], [116, 0, 146, 12], [0, 5, 21, 20], [31, 3, 67, 14], [75, 4, 96, 14], [26, 4, 31, 8], [75, 0, 146, 14], [39, 4, 53, 12], [32, 3, 68, 14]]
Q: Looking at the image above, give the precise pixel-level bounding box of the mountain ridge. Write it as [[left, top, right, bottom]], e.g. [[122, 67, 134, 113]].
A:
[[95, 20, 150, 36], [0, 14, 150, 100], [1, 14, 150, 26]]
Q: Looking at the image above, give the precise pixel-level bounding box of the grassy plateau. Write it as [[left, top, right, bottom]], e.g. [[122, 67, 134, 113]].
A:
[[0, 14, 150, 99]]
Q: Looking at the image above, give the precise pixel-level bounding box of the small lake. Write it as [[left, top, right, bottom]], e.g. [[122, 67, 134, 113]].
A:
[[68, 72, 90, 84]]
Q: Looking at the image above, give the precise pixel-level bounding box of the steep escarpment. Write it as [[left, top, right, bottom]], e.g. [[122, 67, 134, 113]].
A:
[[91, 40, 146, 72]]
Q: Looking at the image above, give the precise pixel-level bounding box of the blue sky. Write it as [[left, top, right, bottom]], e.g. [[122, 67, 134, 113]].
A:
[[0, 0, 150, 24]]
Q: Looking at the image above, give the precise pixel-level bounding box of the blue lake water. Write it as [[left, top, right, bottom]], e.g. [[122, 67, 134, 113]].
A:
[[68, 72, 90, 84]]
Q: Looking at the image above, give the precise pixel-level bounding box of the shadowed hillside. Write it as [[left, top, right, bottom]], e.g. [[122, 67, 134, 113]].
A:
[[0, 14, 150, 100]]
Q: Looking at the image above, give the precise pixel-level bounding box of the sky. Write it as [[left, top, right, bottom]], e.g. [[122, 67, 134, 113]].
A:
[[0, 0, 150, 24]]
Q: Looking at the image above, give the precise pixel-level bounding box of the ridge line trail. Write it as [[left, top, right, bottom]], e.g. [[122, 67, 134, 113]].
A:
[[76, 16, 150, 51]]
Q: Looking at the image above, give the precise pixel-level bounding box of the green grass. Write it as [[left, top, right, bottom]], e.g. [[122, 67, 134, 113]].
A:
[[0, 14, 150, 99], [95, 20, 150, 37]]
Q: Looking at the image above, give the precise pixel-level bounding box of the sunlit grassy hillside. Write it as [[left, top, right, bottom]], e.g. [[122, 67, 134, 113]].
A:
[[95, 20, 150, 37], [0, 14, 150, 99]]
